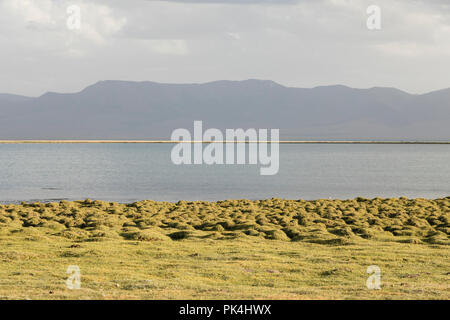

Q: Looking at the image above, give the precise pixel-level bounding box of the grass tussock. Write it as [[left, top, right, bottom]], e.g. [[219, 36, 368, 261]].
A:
[[0, 197, 448, 245], [0, 197, 448, 299]]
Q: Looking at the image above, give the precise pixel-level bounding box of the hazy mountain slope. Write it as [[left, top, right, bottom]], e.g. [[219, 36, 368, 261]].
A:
[[0, 80, 448, 140], [0, 93, 32, 103]]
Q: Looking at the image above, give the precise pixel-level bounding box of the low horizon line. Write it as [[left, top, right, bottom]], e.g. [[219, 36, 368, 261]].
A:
[[0, 140, 449, 144]]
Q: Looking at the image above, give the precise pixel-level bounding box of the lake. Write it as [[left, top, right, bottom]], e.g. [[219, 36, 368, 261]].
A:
[[0, 143, 448, 203]]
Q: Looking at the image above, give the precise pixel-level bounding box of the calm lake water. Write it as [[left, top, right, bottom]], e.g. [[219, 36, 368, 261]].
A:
[[0, 143, 448, 203]]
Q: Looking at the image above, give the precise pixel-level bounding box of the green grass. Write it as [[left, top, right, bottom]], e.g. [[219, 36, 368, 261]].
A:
[[0, 197, 448, 299]]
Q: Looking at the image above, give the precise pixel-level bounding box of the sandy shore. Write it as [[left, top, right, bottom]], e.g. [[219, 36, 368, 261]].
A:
[[0, 140, 449, 144]]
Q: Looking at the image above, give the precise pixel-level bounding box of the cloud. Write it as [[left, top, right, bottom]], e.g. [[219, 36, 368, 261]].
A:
[[0, 0, 449, 96], [0, 0, 127, 44], [146, 0, 304, 4], [141, 39, 189, 55]]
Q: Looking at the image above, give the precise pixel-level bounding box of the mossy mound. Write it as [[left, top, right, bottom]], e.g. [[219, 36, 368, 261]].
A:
[[0, 197, 448, 245], [168, 231, 195, 240], [122, 228, 170, 241]]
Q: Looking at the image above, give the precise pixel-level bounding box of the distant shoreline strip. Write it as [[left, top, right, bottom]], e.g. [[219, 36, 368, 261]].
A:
[[0, 140, 449, 144]]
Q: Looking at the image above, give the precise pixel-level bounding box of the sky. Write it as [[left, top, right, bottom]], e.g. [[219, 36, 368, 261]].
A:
[[0, 0, 449, 96]]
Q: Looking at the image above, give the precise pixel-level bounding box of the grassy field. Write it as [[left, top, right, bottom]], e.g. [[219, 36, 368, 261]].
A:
[[0, 197, 448, 299]]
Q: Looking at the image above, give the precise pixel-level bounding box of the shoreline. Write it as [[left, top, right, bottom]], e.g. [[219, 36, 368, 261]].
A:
[[1, 195, 449, 205], [0, 140, 449, 144]]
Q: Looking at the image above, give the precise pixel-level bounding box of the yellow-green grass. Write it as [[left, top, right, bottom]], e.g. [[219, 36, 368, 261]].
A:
[[0, 198, 448, 300]]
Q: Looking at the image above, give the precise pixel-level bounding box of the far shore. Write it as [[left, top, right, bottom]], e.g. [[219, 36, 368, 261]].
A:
[[0, 140, 449, 144]]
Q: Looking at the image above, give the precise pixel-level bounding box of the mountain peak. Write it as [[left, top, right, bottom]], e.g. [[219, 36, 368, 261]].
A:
[[312, 84, 353, 90]]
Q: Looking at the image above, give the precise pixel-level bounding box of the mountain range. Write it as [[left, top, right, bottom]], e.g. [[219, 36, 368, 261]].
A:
[[0, 79, 449, 140]]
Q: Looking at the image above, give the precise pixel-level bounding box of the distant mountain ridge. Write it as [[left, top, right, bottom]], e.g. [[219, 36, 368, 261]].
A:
[[0, 79, 449, 140]]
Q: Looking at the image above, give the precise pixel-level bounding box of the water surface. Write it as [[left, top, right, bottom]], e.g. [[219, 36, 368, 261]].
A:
[[0, 143, 448, 203]]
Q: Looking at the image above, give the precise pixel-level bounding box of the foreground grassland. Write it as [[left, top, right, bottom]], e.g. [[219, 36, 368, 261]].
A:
[[0, 198, 448, 299]]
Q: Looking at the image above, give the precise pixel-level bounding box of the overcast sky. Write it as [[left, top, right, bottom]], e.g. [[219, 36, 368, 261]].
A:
[[0, 0, 449, 96]]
